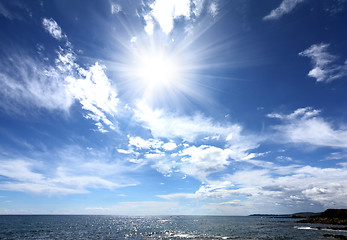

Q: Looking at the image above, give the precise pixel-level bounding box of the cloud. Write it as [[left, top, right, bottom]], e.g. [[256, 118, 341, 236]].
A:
[[162, 141, 177, 151], [111, 3, 122, 14], [128, 136, 163, 149], [0, 146, 138, 195], [158, 163, 347, 212], [66, 63, 119, 132], [134, 102, 248, 143], [132, 103, 262, 180], [263, 0, 305, 21], [192, 0, 205, 17], [149, 0, 191, 34], [0, 52, 74, 113], [0, 18, 120, 132], [299, 43, 347, 82], [268, 107, 347, 148], [209, 1, 218, 17], [179, 145, 232, 181], [0, 159, 118, 195], [142, 0, 218, 35], [42, 18, 66, 40]]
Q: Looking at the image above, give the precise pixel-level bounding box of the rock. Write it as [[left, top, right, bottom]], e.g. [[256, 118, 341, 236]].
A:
[[298, 209, 347, 225]]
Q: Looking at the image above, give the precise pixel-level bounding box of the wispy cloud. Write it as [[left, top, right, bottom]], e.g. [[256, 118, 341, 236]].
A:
[[0, 146, 138, 195], [263, 0, 305, 21], [268, 107, 347, 148], [42, 18, 66, 40], [134, 102, 251, 144], [299, 43, 347, 82], [0, 2, 23, 21], [0, 51, 74, 114], [0, 18, 120, 132]]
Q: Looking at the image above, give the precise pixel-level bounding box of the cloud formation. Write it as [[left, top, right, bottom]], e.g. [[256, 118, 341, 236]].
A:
[[0, 52, 73, 113], [263, 0, 305, 21], [0, 18, 120, 132], [158, 163, 347, 212], [0, 146, 138, 195], [299, 43, 347, 82], [142, 0, 218, 35], [268, 107, 347, 148], [42, 18, 66, 40]]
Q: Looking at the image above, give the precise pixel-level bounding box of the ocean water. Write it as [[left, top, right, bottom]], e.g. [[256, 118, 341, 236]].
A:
[[0, 215, 346, 239]]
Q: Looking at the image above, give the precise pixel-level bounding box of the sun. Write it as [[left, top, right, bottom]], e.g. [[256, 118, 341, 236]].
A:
[[133, 51, 181, 90]]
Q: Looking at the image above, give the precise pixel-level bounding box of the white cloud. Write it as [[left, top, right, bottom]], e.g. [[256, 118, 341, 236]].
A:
[[268, 107, 347, 148], [0, 159, 118, 195], [158, 163, 347, 211], [162, 141, 177, 151], [0, 52, 74, 113], [263, 0, 305, 21], [299, 43, 347, 82], [42, 18, 65, 40], [111, 3, 122, 14], [134, 102, 246, 143], [150, 0, 191, 34], [179, 145, 232, 181], [128, 136, 163, 149], [209, 2, 218, 17], [0, 146, 138, 195], [142, 0, 217, 35], [1, 18, 120, 132], [66, 63, 119, 132], [192, 0, 205, 17], [144, 14, 154, 35]]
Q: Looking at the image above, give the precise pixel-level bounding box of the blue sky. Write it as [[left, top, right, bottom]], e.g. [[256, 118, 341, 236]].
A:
[[0, 0, 347, 215]]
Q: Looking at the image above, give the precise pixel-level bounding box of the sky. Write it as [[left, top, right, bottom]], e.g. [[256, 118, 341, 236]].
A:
[[0, 0, 347, 215]]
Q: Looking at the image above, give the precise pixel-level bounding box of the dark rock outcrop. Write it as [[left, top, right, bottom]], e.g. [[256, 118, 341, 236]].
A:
[[298, 209, 347, 225]]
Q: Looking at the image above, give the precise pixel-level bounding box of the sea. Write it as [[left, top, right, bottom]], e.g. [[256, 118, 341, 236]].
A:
[[0, 215, 346, 239]]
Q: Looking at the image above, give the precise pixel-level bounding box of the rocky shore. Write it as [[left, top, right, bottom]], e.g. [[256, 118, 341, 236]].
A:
[[298, 209, 347, 225]]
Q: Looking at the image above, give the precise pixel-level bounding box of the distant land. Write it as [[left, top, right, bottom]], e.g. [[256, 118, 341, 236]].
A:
[[249, 212, 319, 218], [251, 209, 347, 225], [298, 209, 347, 225]]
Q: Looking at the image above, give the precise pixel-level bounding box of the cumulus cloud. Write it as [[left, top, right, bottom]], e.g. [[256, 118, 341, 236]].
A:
[[268, 107, 347, 148], [179, 145, 232, 181], [132, 102, 261, 180], [42, 18, 65, 40], [263, 0, 305, 21], [299, 43, 347, 82], [142, 0, 218, 35], [128, 136, 163, 149], [158, 163, 347, 212], [149, 0, 191, 34]]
